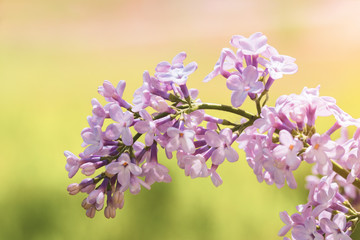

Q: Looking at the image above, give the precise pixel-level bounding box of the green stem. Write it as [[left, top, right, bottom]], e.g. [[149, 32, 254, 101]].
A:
[[332, 160, 360, 189], [178, 102, 256, 120]]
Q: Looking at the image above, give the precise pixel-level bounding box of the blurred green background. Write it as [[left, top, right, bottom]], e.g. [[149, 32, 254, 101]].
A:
[[2, 0, 360, 239]]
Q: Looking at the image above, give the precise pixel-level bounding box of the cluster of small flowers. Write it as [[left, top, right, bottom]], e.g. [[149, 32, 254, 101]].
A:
[[276, 127, 360, 239], [238, 86, 360, 189], [65, 32, 360, 238], [279, 174, 354, 240]]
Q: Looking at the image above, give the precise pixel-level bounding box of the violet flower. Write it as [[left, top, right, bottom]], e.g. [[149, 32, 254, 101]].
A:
[[165, 127, 196, 154], [258, 55, 298, 80], [273, 130, 303, 169], [105, 104, 134, 145], [156, 52, 197, 85], [105, 153, 142, 192], [205, 128, 239, 165], [81, 126, 103, 157], [134, 109, 157, 146], [230, 32, 268, 55], [226, 65, 264, 107]]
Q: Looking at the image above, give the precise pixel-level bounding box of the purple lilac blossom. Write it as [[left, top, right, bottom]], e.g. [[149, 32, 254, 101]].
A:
[[65, 33, 360, 240], [226, 65, 263, 107]]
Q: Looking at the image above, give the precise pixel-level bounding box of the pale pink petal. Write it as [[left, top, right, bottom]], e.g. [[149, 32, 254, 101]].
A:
[[129, 163, 142, 176], [118, 167, 131, 187], [123, 112, 134, 126], [281, 63, 298, 74], [106, 162, 122, 175], [122, 127, 133, 146], [243, 66, 258, 83], [320, 218, 338, 234], [183, 62, 197, 75], [139, 109, 152, 121], [172, 52, 187, 64], [155, 61, 171, 72], [99, 80, 115, 97], [167, 127, 181, 138], [116, 80, 126, 98], [180, 137, 195, 154], [145, 132, 154, 146], [225, 147, 239, 162], [84, 144, 101, 157], [279, 211, 292, 225], [157, 73, 174, 82], [231, 90, 247, 107], [82, 131, 97, 144], [68, 166, 79, 178], [269, 69, 283, 80], [279, 130, 293, 146], [134, 121, 150, 134], [210, 171, 223, 187], [118, 153, 131, 163], [226, 75, 242, 91], [333, 213, 346, 230], [285, 171, 297, 189], [183, 130, 195, 139], [109, 104, 123, 122], [220, 128, 233, 144], [105, 123, 121, 140], [166, 136, 180, 152], [212, 148, 225, 165], [273, 146, 288, 159], [205, 131, 222, 147], [278, 225, 292, 237], [286, 152, 301, 169], [250, 81, 264, 94]]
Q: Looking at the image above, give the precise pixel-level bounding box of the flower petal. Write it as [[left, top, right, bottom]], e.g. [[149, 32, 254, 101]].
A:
[[106, 162, 122, 175], [212, 148, 225, 165], [205, 130, 222, 147], [225, 147, 239, 162], [122, 127, 133, 146], [231, 90, 247, 107]]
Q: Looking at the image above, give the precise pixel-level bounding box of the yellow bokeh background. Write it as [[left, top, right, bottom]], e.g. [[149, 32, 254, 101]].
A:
[[2, 0, 360, 239]]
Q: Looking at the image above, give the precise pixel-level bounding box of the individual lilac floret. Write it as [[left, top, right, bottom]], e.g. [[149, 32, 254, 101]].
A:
[[291, 216, 324, 240], [273, 130, 303, 169], [304, 133, 343, 175], [320, 213, 352, 240], [308, 175, 340, 217], [204, 48, 244, 81], [346, 143, 360, 184], [166, 127, 196, 154], [156, 52, 197, 85], [183, 154, 209, 179], [262, 148, 298, 189], [134, 110, 157, 146], [142, 161, 172, 185], [64, 151, 81, 178], [205, 128, 239, 165], [258, 55, 298, 80], [88, 98, 107, 127], [230, 32, 268, 55], [141, 144, 172, 185], [81, 126, 103, 157], [98, 80, 131, 109], [106, 153, 142, 192], [105, 104, 134, 145], [278, 211, 296, 236], [203, 48, 242, 82], [209, 165, 223, 187], [226, 65, 264, 107]]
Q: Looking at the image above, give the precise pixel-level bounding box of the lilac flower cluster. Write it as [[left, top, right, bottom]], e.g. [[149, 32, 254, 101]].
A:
[[65, 32, 360, 238]]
